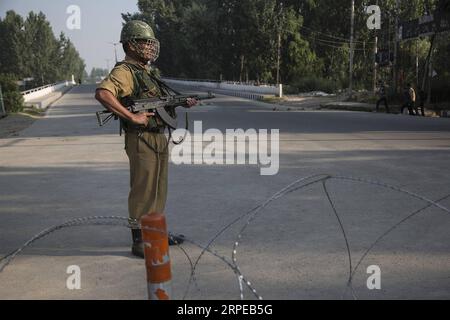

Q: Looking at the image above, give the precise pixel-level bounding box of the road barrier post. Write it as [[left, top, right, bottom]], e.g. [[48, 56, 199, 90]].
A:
[[141, 212, 172, 300]]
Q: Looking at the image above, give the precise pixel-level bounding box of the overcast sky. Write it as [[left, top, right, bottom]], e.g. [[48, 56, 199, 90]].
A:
[[0, 0, 139, 73]]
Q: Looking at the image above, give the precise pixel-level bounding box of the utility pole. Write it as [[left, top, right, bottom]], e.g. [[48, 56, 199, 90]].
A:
[[113, 43, 118, 63], [422, 34, 435, 93], [416, 39, 419, 88], [373, 0, 379, 93], [388, 11, 392, 70], [276, 32, 281, 85], [393, 0, 399, 93], [239, 55, 244, 83], [349, 0, 355, 96], [424, 34, 436, 106], [276, 2, 283, 85], [427, 54, 432, 105], [109, 42, 119, 63], [373, 32, 378, 93]]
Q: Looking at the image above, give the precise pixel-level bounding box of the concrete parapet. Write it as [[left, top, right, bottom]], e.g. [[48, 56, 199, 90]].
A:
[[22, 81, 73, 103], [163, 78, 282, 97], [23, 85, 73, 109]]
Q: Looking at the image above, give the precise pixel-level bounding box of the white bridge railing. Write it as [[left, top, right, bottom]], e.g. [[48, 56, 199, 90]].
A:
[[21, 80, 74, 102], [163, 77, 283, 97]]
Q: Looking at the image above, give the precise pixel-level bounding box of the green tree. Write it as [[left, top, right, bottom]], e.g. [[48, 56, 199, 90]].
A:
[[0, 10, 86, 88], [122, 0, 449, 95], [56, 33, 86, 81], [0, 73, 24, 113], [0, 11, 26, 77], [89, 68, 109, 83]]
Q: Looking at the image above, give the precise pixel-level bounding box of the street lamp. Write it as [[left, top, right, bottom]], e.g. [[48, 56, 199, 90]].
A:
[[109, 42, 120, 63]]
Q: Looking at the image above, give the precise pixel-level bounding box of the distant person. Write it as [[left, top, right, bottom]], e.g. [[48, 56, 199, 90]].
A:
[[78, 78, 82, 85], [417, 86, 427, 116], [408, 84, 417, 115], [375, 81, 390, 113], [401, 83, 416, 115]]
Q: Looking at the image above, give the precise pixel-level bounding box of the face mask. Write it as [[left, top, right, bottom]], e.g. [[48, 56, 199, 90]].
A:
[[131, 38, 160, 62]]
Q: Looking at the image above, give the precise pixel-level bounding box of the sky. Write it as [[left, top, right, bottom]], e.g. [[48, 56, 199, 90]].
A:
[[0, 0, 139, 73]]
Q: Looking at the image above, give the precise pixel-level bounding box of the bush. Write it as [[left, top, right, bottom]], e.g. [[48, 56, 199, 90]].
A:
[[3, 91, 24, 113], [430, 76, 450, 103], [0, 73, 19, 92], [0, 73, 24, 113], [283, 85, 300, 94], [291, 76, 339, 94]]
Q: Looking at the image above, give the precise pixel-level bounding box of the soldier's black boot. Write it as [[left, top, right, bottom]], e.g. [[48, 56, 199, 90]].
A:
[[169, 233, 185, 245], [131, 229, 144, 258], [132, 229, 184, 255]]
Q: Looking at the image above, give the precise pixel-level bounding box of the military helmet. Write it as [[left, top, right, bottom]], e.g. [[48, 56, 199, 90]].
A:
[[120, 20, 160, 62], [120, 20, 157, 43]]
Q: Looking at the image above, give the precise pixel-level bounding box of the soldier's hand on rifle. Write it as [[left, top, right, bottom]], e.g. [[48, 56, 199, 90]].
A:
[[186, 98, 198, 108], [131, 112, 154, 126]]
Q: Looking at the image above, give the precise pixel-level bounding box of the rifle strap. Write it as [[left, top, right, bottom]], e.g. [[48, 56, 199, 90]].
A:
[[170, 112, 189, 145], [137, 130, 169, 155], [147, 73, 182, 97], [136, 108, 189, 154]]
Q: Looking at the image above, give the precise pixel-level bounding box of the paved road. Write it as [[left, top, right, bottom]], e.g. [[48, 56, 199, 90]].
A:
[[0, 84, 449, 299]]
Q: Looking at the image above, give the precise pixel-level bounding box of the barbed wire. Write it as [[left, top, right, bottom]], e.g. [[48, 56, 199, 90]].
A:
[[0, 174, 449, 300], [0, 216, 129, 273], [227, 174, 449, 300]]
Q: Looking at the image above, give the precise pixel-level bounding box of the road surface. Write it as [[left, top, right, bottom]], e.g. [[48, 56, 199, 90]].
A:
[[0, 84, 449, 299]]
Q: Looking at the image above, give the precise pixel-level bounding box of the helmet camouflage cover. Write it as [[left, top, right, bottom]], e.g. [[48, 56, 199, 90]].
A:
[[120, 20, 157, 43], [120, 20, 160, 62]]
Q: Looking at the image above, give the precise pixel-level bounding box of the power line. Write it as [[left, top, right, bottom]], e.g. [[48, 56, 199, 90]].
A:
[[287, 27, 370, 50], [310, 40, 367, 51], [301, 33, 368, 51], [299, 25, 376, 44]]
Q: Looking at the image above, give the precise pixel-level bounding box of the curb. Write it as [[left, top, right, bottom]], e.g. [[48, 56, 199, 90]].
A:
[[320, 102, 446, 117], [320, 102, 377, 112]]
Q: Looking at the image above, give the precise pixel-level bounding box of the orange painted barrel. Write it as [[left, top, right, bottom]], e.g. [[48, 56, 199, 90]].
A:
[[140, 212, 172, 300]]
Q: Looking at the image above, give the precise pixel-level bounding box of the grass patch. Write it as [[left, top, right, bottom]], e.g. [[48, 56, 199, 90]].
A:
[[262, 96, 285, 103], [0, 107, 45, 138], [20, 106, 46, 118]]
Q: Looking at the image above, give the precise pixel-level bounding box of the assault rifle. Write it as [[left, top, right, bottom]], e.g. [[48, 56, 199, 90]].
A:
[[96, 92, 215, 129]]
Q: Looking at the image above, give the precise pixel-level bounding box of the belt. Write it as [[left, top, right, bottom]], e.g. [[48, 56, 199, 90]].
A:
[[147, 126, 165, 133], [127, 126, 165, 134]]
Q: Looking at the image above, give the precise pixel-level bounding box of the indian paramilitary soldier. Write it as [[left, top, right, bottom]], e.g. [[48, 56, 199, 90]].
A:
[[95, 20, 197, 258]]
